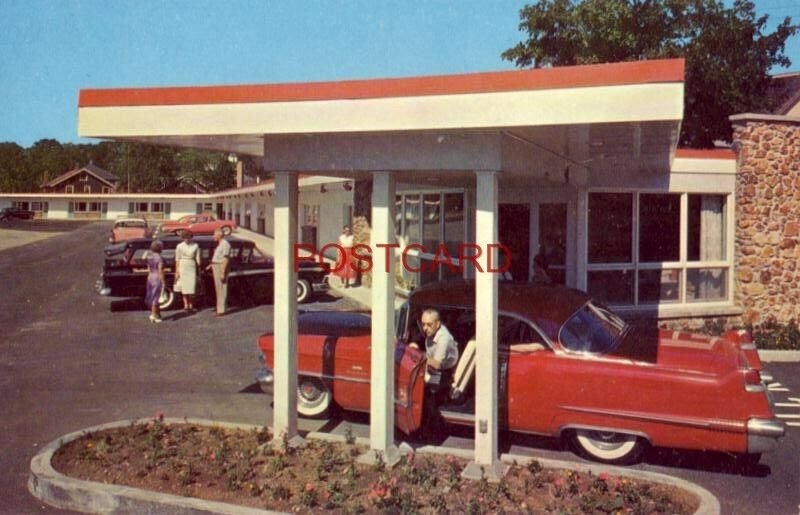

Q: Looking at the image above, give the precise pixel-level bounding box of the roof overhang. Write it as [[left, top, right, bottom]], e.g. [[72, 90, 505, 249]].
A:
[[78, 59, 685, 175]]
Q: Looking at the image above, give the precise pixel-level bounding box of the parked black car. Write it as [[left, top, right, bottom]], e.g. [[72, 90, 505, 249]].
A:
[[96, 235, 329, 309], [0, 207, 35, 220]]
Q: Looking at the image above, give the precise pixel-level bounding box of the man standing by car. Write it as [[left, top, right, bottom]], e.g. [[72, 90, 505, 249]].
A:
[[206, 228, 231, 316], [409, 308, 459, 434]]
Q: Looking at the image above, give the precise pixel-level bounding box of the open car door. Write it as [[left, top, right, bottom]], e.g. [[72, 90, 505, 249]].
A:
[[394, 345, 426, 434]]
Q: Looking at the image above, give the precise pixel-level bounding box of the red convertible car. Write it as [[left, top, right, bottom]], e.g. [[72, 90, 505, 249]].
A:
[[156, 214, 236, 237], [257, 281, 784, 464]]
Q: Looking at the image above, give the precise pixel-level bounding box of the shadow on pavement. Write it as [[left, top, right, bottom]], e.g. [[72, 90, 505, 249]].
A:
[[643, 447, 771, 477]]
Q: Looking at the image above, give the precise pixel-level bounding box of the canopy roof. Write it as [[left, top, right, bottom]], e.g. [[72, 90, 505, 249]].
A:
[[78, 59, 685, 178]]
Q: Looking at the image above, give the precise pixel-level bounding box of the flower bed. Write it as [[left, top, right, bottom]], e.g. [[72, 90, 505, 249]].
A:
[[51, 417, 699, 513]]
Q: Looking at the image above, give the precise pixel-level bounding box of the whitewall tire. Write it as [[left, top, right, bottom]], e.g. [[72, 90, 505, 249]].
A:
[[296, 376, 331, 418], [569, 429, 646, 464]]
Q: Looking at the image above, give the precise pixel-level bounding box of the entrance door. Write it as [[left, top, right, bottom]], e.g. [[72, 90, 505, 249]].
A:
[[536, 203, 568, 285], [499, 204, 530, 282]]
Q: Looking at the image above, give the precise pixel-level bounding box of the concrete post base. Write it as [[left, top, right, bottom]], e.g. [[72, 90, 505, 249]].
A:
[[461, 460, 510, 483], [270, 434, 306, 452], [356, 445, 404, 468]]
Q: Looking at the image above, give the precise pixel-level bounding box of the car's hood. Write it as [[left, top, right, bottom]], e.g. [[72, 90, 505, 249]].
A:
[[611, 326, 740, 374]]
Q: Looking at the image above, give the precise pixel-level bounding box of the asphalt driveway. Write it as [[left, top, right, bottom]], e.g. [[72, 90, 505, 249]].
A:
[[0, 221, 356, 513]]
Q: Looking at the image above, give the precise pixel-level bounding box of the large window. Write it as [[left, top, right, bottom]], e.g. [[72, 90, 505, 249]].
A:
[[587, 192, 730, 307], [589, 193, 632, 263]]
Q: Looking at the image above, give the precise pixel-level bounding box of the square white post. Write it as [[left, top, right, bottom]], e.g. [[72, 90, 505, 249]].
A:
[[463, 170, 508, 481], [358, 171, 401, 466], [576, 188, 588, 291], [272, 171, 303, 447]]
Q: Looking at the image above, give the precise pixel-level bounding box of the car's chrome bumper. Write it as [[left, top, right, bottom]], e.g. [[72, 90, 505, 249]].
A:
[[747, 418, 786, 453], [256, 366, 274, 394]]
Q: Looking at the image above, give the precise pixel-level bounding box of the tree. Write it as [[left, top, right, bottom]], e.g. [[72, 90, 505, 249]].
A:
[[0, 142, 29, 192], [26, 139, 72, 188], [502, 0, 798, 147]]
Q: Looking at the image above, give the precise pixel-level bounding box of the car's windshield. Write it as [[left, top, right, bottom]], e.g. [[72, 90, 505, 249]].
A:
[[558, 302, 628, 354]]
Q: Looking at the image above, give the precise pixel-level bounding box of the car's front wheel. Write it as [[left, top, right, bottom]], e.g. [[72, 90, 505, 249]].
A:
[[296, 279, 312, 304], [568, 429, 646, 464], [297, 376, 331, 418], [221, 225, 232, 236]]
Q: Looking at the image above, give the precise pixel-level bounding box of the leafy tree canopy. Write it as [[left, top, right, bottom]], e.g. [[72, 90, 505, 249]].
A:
[[502, 0, 798, 147], [0, 140, 244, 193]]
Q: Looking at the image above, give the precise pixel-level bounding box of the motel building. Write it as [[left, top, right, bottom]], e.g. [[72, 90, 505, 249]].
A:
[[11, 57, 790, 476]]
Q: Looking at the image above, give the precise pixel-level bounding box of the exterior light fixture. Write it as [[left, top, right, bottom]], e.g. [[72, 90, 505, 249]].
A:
[[320, 185, 327, 193], [343, 182, 353, 191]]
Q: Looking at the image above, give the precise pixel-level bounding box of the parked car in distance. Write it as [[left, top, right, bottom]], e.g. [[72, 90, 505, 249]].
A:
[[257, 280, 785, 465], [97, 235, 328, 309], [109, 217, 149, 243], [0, 206, 35, 220], [156, 214, 236, 237]]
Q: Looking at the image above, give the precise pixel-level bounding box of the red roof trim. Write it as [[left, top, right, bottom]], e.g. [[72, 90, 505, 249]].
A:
[[79, 59, 685, 108], [675, 148, 735, 159]]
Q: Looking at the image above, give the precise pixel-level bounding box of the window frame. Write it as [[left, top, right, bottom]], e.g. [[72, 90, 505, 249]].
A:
[[585, 190, 734, 309]]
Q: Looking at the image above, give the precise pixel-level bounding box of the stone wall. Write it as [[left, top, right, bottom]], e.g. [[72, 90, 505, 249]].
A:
[[732, 116, 800, 325]]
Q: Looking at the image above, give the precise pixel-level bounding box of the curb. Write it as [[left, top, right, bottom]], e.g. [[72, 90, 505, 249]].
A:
[[30, 418, 719, 515], [759, 350, 800, 362]]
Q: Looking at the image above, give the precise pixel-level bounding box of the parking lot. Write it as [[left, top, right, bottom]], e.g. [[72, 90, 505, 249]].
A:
[[0, 221, 798, 514]]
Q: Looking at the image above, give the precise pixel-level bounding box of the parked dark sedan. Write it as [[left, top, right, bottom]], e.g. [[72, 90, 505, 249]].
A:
[[0, 207, 35, 220], [96, 235, 329, 309]]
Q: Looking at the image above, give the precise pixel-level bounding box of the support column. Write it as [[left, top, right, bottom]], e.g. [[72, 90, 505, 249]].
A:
[[358, 171, 401, 466], [576, 188, 588, 291], [271, 171, 304, 448], [463, 170, 508, 481]]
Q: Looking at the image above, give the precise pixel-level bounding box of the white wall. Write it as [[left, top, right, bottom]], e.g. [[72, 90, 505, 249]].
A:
[[0, 194, 216, 220]]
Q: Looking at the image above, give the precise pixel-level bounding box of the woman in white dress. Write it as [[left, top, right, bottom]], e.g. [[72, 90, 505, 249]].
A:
[[174, 231, 200, 312]]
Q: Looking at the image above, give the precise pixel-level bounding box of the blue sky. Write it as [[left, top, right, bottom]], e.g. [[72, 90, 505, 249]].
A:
[[1, 0, 798, 147]]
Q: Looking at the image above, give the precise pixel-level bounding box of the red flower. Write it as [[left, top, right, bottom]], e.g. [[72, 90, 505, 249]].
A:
[[599, 472, 609, 481], [554, 478, 565, 488], [305, 482, 315, 492]]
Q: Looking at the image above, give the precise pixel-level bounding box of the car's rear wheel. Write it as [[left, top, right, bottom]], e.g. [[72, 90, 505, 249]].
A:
[[297, 376, 331, 418], [221, 225, 232, 236], [568, 429, 646, 464], [296, 279, 312, 304]]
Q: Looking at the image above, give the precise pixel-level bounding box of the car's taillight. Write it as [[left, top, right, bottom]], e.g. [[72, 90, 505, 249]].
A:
[[743, 368, 765, 392]]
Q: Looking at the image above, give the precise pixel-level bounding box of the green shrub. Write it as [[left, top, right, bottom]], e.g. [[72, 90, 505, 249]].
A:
[[747, 317, 800, 350]]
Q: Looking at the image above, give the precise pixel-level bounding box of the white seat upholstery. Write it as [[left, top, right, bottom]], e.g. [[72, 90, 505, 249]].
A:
[[449, 338, 476, 401]]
